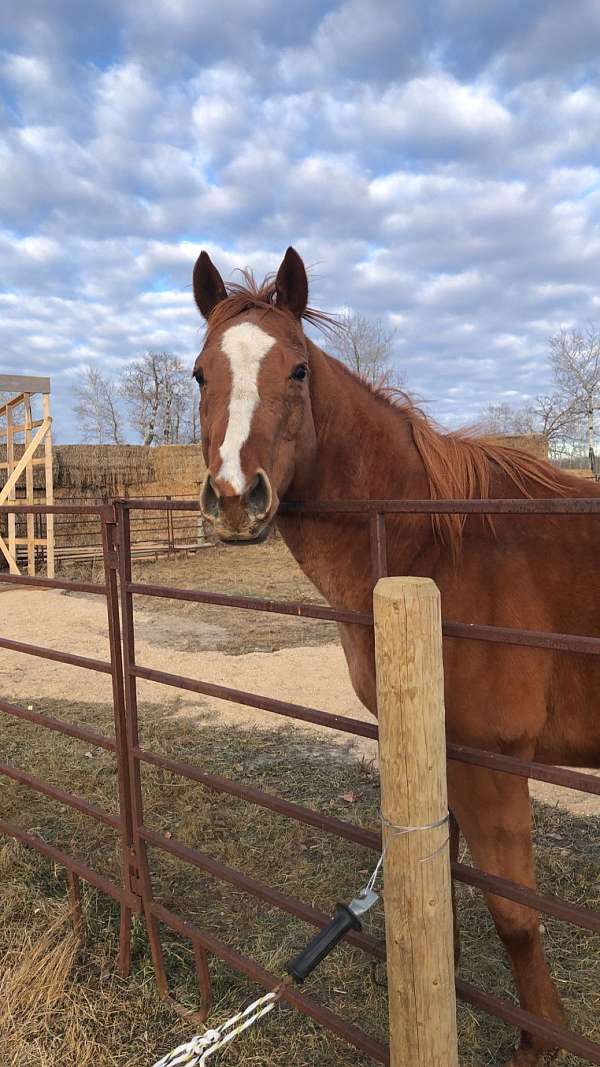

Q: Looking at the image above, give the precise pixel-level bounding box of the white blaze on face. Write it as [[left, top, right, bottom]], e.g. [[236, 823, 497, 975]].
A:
[[218, 321, 275, 494]]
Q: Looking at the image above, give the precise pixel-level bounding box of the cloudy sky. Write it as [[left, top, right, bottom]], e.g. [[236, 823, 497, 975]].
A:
[[1, 1, 600, 440]]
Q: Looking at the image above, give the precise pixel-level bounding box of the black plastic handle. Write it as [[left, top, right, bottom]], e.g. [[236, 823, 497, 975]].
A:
[[286, 904, 362, 983]]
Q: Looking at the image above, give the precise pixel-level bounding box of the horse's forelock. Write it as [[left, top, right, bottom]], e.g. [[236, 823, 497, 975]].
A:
[[204, 272, 340, 340]]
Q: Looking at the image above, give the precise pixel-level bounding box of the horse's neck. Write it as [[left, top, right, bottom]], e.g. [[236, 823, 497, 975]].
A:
[[298, 342, 426, 500], [277, 343, 432, 605]]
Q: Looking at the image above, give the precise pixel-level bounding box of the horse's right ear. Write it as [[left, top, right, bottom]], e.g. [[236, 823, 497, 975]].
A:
[[193, 251, 227, 319]]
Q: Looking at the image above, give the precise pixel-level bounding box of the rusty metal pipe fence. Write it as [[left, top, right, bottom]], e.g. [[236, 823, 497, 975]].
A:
[[1, 496, 599, 1064], [0, 502, 140, 977]]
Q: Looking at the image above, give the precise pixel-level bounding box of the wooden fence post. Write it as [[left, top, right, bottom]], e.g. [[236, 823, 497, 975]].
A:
[[374, 576, 458, 1067]]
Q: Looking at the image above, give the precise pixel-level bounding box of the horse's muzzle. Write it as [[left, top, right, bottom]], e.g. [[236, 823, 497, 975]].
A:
[[200, 468, 275, 544]]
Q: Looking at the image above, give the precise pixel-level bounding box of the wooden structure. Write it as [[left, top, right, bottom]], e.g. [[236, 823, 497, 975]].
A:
[[0, 374, 54, 576], [374, 576, 458, 1067]]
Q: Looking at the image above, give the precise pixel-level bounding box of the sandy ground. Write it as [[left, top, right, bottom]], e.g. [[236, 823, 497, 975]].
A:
[[0, 585, 375, 750], [1, 583, 598, 815]]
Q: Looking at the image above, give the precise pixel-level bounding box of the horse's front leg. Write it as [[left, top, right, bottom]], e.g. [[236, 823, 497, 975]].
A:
[[448, 762, 566, 1067]]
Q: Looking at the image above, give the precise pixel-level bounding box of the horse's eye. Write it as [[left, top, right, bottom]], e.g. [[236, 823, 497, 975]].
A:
[[291, 363, 308, 381], [193, 367, 205, 387]]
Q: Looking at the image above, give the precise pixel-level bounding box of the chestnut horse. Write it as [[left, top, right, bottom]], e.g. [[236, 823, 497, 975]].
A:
[[191, 246, 600, 1066]]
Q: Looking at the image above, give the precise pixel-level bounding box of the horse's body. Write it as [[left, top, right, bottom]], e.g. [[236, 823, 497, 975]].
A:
[[191, 247, 600, 1066], [277, 341, 600, 769]]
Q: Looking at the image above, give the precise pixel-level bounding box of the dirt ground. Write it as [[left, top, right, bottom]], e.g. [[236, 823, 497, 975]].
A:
[[1, 536, 598, 814]]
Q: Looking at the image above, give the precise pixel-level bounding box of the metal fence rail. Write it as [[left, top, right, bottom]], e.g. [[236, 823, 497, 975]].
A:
[[115, 496, 600, 1063], [112, 500, 391, 1059], [48, 492, 206, 563], [0, 501, 139, 977], [0, 495, 599, 1063]]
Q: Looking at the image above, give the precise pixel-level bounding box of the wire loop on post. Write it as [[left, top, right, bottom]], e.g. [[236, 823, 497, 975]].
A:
[[379, 809, 449, 836], [380, 809, 450, 864]]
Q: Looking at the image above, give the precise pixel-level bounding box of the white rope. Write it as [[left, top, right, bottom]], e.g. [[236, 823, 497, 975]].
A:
[[151, 987, 282, 1067], [151, 812, 450, 1067]]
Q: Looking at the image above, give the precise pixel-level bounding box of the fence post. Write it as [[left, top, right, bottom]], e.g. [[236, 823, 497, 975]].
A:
[[373, 576, 458, 1067]]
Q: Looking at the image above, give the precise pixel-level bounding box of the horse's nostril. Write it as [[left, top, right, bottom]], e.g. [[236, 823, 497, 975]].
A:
[[247, 470, 271, 519], [200, 473, 220, 519]]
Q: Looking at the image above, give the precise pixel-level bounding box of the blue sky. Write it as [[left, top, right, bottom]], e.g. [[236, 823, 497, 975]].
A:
[[1, 1, 600, 440]]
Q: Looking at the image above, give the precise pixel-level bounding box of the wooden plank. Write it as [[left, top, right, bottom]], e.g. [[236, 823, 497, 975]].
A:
[[0, 419, 49, 505], [24, 395, 35, 574], [0, 418, 45, 435], [0, 459, 45, 468], [53, 541, 207, 563], [43, 394, 54, 578], [5, 405, 17, 574], [0, 532, 19, 572], [0, 375, 51, 395], [0, 392, 26, 417], [1, 388, 53, 578]]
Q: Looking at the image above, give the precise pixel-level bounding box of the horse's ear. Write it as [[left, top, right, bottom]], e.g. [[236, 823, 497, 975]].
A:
[[275, 247, 308, 319], [193, 251, 227, 319]]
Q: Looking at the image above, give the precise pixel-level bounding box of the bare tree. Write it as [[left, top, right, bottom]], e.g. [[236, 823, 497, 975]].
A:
[[120, 355, 159, 446], [185, 393, 201, 444], [548, 326, 600, 471], [72, 366, 123, 444], [529, 392, 582, 455], [119, 351, 191, 445], [477, 402, 537, 436], [328, 311, 402, 390], [477, 395, 585, 460]]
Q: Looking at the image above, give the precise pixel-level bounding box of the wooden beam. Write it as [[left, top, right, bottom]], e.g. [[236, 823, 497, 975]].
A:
[[0, 419, 50, 505], [43, 393, 55, 578], [0, 375, 51, 395], [0, 532, 19, 573], [1, 388, 53, 578], [0, 392, 26, 416], [0, 418, 45, 435], [5, 405, 17, 573], [24, 395, 35, 574], [11, 538, 50, 545], [0, 458, 46, 468]]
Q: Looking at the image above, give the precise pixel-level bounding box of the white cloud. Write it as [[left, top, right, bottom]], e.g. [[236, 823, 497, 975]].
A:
[[1, 3, 600, 438], [363, 74, 513, 157]]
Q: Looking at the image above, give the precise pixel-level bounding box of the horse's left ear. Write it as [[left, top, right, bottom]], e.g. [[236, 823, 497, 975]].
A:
[[275, 247, 308, 319]]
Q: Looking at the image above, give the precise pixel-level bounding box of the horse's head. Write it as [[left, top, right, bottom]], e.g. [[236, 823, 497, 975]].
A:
[[192, 247, 317, 543]]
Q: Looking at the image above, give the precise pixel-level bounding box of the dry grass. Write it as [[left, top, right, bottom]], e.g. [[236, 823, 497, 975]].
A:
[[1, 696, 598, 1066], [64, 537, 338, 653], [0, 895, 79, 1065], [130, 539, 337, 653], [52, 444, 205, 498]]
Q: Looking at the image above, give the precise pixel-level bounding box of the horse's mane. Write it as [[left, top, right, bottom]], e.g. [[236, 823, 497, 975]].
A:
[[408, 404, 570, 551], [331, 361, 573, 556], [205, 270, 340, 338], [381, 391, 577, 558]]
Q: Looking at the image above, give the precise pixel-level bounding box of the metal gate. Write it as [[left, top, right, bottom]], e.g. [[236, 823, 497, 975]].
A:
[[1, 496, 599, 1063]]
